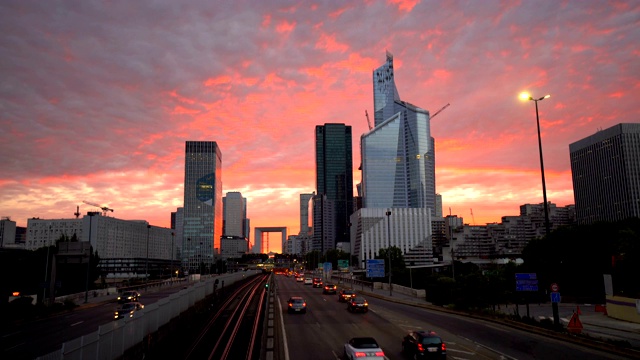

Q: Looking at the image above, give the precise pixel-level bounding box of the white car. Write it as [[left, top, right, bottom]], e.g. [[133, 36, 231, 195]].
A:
[[343, 337, 385, 360], [304, 277, 313, 285]]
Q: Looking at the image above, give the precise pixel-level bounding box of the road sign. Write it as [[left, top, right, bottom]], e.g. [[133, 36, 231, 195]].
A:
[[551, 283, 559, 292], [366, 259, 385, 278], [515, 273, 537, 280], [551, 292, 561, 303], [515, 273, 538, 291], [338, 260, 349, 271]]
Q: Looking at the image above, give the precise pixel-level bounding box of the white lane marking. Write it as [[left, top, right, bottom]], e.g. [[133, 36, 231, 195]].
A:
[[448, 348, 476, 355], [70, 321, 84, 327], [276, 296, 290, 360], [459, 335, 518, 360]]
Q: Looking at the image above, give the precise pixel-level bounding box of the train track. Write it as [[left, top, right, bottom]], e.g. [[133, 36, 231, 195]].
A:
[[183, 273, 269, 360]]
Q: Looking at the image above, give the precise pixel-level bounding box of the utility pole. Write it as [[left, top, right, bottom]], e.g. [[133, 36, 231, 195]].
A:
[[386, 210, 392, 296]]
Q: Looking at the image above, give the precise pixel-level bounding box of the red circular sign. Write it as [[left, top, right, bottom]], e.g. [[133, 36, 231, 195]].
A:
[[551, 283, 559, 292]]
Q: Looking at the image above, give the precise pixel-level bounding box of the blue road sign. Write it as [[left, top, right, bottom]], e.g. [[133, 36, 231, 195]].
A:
[[516, 285, 539, 292], [366, 259, 385, 278], [551, 292, 561, 303], [515, 273, 537, 280]]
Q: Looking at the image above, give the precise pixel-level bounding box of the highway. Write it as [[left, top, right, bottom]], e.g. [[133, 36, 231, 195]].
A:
[[274, 274, 630, 360]]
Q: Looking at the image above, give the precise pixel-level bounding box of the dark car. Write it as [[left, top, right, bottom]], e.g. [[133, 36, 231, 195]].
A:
[[312, 277, 323, 288], [287, 296, 307, 314], [323, 283, 337, 294], [338, 289, 356, 302], [114, 302, 144, 320], [117, 291, 140, 304], [347, 297, 368, 313], [402, 331, 446, 359]]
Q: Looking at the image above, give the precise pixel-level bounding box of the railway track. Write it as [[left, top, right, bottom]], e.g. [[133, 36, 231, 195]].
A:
[[183, 273, 269, 360]]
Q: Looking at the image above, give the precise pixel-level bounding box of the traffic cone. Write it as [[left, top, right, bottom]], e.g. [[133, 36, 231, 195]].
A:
[[577, 305, 582, 315]]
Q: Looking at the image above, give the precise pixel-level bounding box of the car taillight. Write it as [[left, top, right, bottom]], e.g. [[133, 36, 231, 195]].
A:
[[354, 352, 367, 357], [375, 351, 384, 356], [303, 302, 306, 306], [288, 303, 292, 307], [417, 343, 424, 351], [441, 343, 446, 351]]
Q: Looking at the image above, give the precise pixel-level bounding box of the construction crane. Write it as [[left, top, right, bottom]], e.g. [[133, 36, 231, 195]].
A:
[[430, 103, 450, 119], [365, 110, 373, 130], [470, 208, 475, 225], [82, 200, 114, 216]]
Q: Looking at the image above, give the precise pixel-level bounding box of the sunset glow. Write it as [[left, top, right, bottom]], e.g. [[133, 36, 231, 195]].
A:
[[1, 1, 639, 254]]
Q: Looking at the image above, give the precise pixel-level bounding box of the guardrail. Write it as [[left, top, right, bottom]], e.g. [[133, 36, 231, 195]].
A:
[[36, 272, 259, 360]]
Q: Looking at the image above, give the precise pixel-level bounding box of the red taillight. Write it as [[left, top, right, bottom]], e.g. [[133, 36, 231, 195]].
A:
[[441, 343, 446, 351], [417, 343, 424, 351], [354, 352, 367, 357], [288, 303, 292, 307], [303, 302, 306, 306], [375, 351, 384, 356]]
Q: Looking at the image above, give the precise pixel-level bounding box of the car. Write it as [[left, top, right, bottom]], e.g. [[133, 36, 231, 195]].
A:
[[312, 277, 323, 288], [402, 331, 446, 359], [287, 296, 307, 314], [114, 301, 144, 320], [296, 276, 304, 282], [347, 297, 369, 313], [343, 337, 385, 360], [323, 283, 337, 294], [338, 289, 356, 302], [117, 290, 140, 304], [304, 277, 313, 285]]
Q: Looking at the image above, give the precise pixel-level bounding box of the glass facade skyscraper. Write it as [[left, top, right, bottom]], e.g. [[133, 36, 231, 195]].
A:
[[570, 123, 640, 224], [182, 141, 222, 274], [362, 53, 436, 213], [315, 124, 354, 252]]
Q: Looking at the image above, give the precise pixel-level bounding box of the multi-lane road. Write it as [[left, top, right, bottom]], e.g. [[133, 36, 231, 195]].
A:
[[274, 274, 630, 360]]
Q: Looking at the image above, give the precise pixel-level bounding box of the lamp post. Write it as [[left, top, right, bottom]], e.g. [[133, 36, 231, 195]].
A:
[[146, 224, 151, 289], [43, 223, 52, 305], [520, 92, 556, 325], [84, 213, 95, 304], [519, 92, 552, 237], [170, 232, 175, 282], [385, 210, 392, 296]]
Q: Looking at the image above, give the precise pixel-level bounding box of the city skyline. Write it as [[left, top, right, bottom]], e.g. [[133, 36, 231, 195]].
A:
[[1, 2, 639, 254]]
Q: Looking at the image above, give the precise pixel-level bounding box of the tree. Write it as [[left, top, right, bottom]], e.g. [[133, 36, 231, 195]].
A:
[[375, 246, 405, 281]]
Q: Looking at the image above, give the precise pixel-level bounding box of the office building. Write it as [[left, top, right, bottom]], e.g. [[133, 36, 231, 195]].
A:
[[350, 208, 433, 266], [570, 123, 640, 224], [0, 217, 17, 248], [183, 141, 223, 274], [315, 124, 354, 251], [223, 191, 249, 240], [299, 193, 314, 236], [362, 52, 436, 214]]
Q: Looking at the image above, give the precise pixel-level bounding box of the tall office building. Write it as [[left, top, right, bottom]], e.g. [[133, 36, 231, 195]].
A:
[[223, 192, 248, 238], [361, 52, 436, 213], [183, 141, 222, 274], [315, 124, 354, 252], [570, 123, 640, 224], [299, 193, 314, 236]]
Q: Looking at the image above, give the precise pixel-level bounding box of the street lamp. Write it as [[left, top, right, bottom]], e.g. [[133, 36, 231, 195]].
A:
[[146, 224, 151, 289], [519, 92, 552, 237], [84, 213, 95, 304], [170, 232, 175, 282], [43, 223, 52, 305], [385, 210, 392, 296], [520, 92, 557, 326]]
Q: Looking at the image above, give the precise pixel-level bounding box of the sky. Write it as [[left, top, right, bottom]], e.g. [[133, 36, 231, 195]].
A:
[[1, 1, 639, 254]]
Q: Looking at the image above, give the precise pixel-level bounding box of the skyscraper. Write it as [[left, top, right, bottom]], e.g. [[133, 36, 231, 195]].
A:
[[315, 123, 354, 252], [361, 52, 436, 213], [183, 141, 222, 274], [223, 192, 248, 238], [570, 123, 640, 224]]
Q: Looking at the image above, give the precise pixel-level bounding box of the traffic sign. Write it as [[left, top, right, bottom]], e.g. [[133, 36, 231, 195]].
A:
[[515, 273, 538, 291], [551, 292, 561, 303], [551, 283, 559, 292], [515, 273, 537, 280], [366, 259, 385, 278]]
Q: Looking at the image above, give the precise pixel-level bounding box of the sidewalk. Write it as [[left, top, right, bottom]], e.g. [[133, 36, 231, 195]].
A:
[[340, 282, 640, 353]]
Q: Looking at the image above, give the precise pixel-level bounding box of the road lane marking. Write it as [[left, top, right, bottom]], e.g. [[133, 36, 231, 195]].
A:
[[70, 321, 84, 327]]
